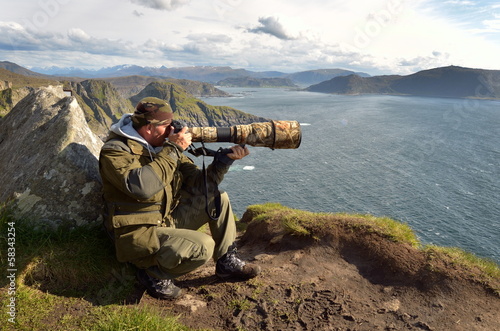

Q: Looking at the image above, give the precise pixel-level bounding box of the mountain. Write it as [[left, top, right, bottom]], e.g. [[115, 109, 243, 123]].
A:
[[30, 64, 165, 79], [0, 67, 58, 88], [0, 61, 83, 82], [102, 75, 231, 98], [30, 64, 371, 86], [0, 61, 53, 78], [285, 69, 370, 86], [306, 66, 500, 99], [217, 76, 298, 88], [31, 64, 256, 82]]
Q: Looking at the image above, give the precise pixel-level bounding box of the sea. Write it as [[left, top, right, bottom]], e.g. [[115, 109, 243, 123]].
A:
[[199, 88, 500, 264]]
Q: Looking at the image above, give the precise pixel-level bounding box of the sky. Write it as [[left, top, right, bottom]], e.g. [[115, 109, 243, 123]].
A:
[[1, 0, 500, 75]]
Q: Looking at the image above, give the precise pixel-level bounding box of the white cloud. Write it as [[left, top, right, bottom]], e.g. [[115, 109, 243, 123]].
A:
[[186, 33, 232, 44], [130, 0, 191, 11], [67, 28, 91, 43], [247, 17, 296, 40], [0, 22, 134, 56]]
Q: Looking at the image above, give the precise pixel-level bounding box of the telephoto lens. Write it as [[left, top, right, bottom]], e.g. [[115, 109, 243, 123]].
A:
[[188, 120, 301, 150]]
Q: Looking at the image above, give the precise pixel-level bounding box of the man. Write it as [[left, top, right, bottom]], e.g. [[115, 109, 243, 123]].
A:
[[99, 97, 260, 300]]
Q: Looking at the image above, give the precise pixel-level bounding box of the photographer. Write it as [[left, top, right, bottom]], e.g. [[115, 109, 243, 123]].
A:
[[99, 97, 261, 300]]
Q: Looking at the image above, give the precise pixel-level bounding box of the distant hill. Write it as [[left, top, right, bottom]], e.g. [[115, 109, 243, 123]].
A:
[[102, 76, 231, 98], [31, 64, 257, 83], [0, 61, 51, 78], [30, 64, 370, 86], [217, 76, 298, 88], [285, 69, 370, 86], [306, 66, 500, 99], [0, 67, 58, 88], [0, 61, 81, 82]]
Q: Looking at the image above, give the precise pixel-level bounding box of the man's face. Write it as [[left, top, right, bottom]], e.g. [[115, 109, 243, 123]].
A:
[[148, 123, 170, 147]]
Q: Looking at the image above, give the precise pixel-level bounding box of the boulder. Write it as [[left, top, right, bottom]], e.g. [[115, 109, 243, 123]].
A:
[[0, 85, 104, 227]]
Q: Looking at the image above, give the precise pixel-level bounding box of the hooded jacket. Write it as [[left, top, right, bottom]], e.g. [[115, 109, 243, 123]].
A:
[[99, 114, 233, 263]]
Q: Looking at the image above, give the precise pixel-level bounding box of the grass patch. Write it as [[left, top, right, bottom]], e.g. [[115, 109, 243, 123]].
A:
[[0, 205, 130, 301], [424, 245, 500, 295], [244, 203, 419, 246], [424, 246, 500, 277], [0, 284, 207, 331], [89, 305, 199, 331], [228, 298, 252, 313], [345, 213, 420, 247], [0, 205, 206, 330]]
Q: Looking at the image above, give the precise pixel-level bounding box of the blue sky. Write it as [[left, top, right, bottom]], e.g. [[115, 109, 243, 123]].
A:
[[1, 0, 499, 75]]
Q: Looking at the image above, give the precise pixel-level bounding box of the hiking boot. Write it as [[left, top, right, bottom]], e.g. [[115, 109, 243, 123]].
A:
[[216, 245, 261, 280], [136, 269, 182, 300]]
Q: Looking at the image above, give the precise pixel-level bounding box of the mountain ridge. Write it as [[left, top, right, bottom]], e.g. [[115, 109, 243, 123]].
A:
[[26, 62, 370, 86], [306, 65, 500, 99]]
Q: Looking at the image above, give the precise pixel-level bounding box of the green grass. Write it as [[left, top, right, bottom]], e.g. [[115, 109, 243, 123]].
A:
[[1, 285, 203, 331], [245, 202, 420, 246], [0, 205, 205, 331], [424, 245, 500, 293], [88, 305, 197, 331]]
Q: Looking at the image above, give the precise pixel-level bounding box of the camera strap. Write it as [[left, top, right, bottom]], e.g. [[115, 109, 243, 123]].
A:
[[199, 143, 222, 221]]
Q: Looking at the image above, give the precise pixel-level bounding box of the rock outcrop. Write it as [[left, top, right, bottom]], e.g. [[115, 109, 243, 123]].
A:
[[0, 86, 34, 117], [0, 80, 12, 90], [65, 79, 133, 139], [0, 85, 103, 227]]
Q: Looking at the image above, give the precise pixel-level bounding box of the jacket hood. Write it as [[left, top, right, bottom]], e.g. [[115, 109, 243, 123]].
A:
[[110, 114, 163, 153]]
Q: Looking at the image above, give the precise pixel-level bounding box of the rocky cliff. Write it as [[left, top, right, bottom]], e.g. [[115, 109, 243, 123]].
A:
[[65, 79, 133, 139], [0, 86, 103, 227]]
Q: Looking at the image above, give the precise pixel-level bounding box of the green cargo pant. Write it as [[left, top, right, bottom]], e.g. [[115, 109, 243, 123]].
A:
[[142, 191, 237, 280]]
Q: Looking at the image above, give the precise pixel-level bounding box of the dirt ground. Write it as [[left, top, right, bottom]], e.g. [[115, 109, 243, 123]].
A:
[[131, 216, 500, 331]]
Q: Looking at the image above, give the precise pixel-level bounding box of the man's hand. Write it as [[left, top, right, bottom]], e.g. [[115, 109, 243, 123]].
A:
[[168, 126, 192, 150], [227, 145, 250, 160]]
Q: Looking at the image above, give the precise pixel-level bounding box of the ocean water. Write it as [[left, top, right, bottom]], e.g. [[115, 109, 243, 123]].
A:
[[200, 88, 500, 263]]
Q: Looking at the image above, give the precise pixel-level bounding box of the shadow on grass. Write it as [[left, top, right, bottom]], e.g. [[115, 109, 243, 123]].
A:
[[0, 207, 144, 306]]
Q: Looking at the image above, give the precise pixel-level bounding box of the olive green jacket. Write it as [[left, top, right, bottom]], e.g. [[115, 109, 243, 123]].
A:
[[99, 132, 232, 263]]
